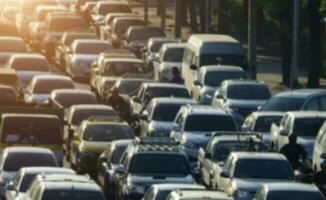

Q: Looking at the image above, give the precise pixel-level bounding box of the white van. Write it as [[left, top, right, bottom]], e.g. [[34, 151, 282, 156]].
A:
[[181, 34, 248, 92]]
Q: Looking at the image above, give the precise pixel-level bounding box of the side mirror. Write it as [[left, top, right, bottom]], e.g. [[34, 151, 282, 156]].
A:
[[172, 124, 181, 132], [280, 129, 289, 136], [220, 171, 230, 178], [115, 165, 126, 174], [205, 152, 211, 159], [193, 80, 202, 87], [190, 64, 197, 70]]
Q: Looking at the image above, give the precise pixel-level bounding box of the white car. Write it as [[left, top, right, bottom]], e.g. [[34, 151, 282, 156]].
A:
[[65, 39, 111, 80], [5, 167, 75, 200], [153, 43, 186, 81], [24, 75, 74, 105], [5, 54, 51, 88]]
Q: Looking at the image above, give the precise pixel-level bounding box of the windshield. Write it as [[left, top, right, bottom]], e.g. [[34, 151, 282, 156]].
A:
[[10, 57, 49, 71], [83, 124, 134, 142], [128, 29, 165, 42], [118, 81, 143, 95], [2, 118, 62, 144], [32, 80, 74, 94], [49, 18, 88, 31], [262, 97, 305, 112], [163, 48, 185, 62], [42, 190, 104, 200], [75, 43, 110, 54], [103, 62, 145, 76], [0, 41, 27, 52], [233, 159, 293, 180], [266, 191, 324, 200], [184, 115, 237, 132], [71, 109, 117, 125], [213, 141, 267, 161], [114, 20, 145, 35], [129, 154, 190, 175], [254, 116, 283, 132], [98, 4, 131, 15], [54, 93, 96, 108], [152, 104, 184, 122], [3, 153, 57, 171], [148, 88, 189, 98], [293, 118, 326, 137], [201, 54, 248, 69], [204, 71, 247, 87], [227, 84, 271, 100]]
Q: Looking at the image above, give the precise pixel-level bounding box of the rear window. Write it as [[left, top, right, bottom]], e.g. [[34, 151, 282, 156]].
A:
[[49, 17, 88, 31], [3, 153, 57, 171], [103, 62, 145, 76], [254, 116, 283, 132], [64, 34, 97, 46], [184, 115, 237, 132], [148, 87, 189, 99], [163, 48, 185, 62], [152, 104, 185, 122], [83, 124, 134, 142], [128, 28, 165, 42], [267, 191, 324, 200], [2, 117, 62, 144], [293, 118, 326, 137], [42, 190, 104, 200], [129, 154, 190, 175], [53, 93, 96, 108], [204, 71, 247, 87], [10, 57, 49, 71], [98, 4, 131, 15], [262, 97, 305, 112], [32, 80, 74, 94], [75, 43, 110, 54], [71, 109, 117, 125], [0, 41, 27, 52], [227, 84, 271, 100]]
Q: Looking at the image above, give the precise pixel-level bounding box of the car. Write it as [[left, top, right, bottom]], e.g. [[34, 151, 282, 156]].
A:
[[142, 184, 205, 200], [153, 43, 186, 81], [0, 113, 64, 164], [182, 34, 248, 93], [130, 83, 190, 116], [0, 69, 18, 88], [0, 85, 18, 106], [123, 26, 166, 57], [253, 182, 325, 200], [91, 1, 131, 27], [115, 140, 195, 200], [212, 80, 271, 123], [166, 190, 232, 200], [24, 75, 74, 106], [64, 39, 111, 80], [49, 89, 97, 109], [241, 112, 284, 145], [270, 111, 326, 163], [70, 120, 135, 175], [94, 77, 118, 102], [0, 37, 28, 65], [111, 17, 146, 48], [5, 167, 75, 200], [198, 133, 268, 189], [145, 37, 182, 68], [0, 147, 58, 199], [170, 105, 238, 166], [54, 31, 98, 69], [313, 121, 326, 172], [97, 139, 134, 199], [5, 54, 51, 89], [99, 13, 136, 40], [24, 174, 105, 200], [38, 13, 89, 59], [261, 89, 326, 112], [0, 21, 19, 36], [138, 98, 197, 137], [191, 66, 247, 104]]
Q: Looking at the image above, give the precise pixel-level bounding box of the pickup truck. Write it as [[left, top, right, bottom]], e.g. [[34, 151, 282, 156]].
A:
[[198, 132, 267, 189], [270, 111, 326, 163]]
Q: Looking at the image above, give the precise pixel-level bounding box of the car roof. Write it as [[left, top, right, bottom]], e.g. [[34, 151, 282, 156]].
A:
[[250, 111, 284, 118], [104, 57, 143, 63], [70, 104, 114, 111], [143, 82, 187, 89], [34, 75, 72, 81], [109, 139, 134, 147], [2, 113, 59, 120], [73, 39, 108, 44], [161, 43, 187, 49], [223, 79, 266, 85], [5, 147, 54, 154], [184, 105, 227, 115], [85, 120, 128, 126], [20, 167, 74, 175], [189, 34, 240, 45], [51, 89, 93, 95], [97, 1, 128, 5], [148, 37, 178, 43], [286, 111, 326, 118], [200, 65, 245, 73], [0, 36, 24, 42], [173, 190, 231, 199], [11, 53, 45, 59], [264, 182, 320, 192], [40, 181, 102, 191], [153, 184, 205, 191], [274, 89, 326, 99], [231, 152, 286, 160], [152, 97, 197, 105], [213, 134, 262, 142]]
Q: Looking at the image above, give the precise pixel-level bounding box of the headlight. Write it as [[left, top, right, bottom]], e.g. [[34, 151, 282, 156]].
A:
[[127, 184, 146, 194], [234, 190, 249, 198]]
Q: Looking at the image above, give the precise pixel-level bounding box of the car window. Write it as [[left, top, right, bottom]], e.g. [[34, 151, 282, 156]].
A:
[[306, 98, 320, 111], [83, 124, 135, 142], [184, 115, 237, 132], [42, 190, 104, 200], [111, 145, 128, 165], [293, 117, 326, 137], [319, 96, 326, 111], [3, 153, 57, 171]]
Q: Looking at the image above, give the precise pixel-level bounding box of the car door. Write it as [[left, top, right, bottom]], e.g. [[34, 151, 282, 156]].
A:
[[139, 101, 154, 137], [277, 116, 293, 151], [218, 156, 234, 192], [97, 147, 111, 187]]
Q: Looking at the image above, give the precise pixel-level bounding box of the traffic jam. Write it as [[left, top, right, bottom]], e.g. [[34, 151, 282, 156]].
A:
[[0, 0, 325, 200]]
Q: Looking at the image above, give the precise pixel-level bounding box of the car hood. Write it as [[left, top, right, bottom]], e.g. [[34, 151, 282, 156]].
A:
[[297, 136, 315, 159], [149, 121, 174, 137], [228, 99, 266, 110], [232, 178, 292, 192], [129, 174, 194, 186], [81, 141, 112, 154]]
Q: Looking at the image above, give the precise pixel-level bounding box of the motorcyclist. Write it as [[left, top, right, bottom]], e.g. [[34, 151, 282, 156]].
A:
[[106, 87, 126, 111], [169, 67, 183, 84], [280, 134, 307, 170]]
